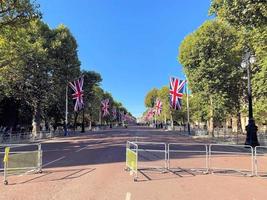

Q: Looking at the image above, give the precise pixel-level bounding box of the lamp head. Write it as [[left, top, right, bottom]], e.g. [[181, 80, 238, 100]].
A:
[[241, 61, 247, 69], [249, 55, 256, 64]]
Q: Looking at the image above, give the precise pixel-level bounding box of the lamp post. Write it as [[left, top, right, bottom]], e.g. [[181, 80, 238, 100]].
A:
[[241, 50, 259, 147]]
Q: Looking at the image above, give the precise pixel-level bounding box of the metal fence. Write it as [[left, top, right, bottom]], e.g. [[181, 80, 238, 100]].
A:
[[168, 143, 209, 174], [135, 142, 167, 172], [209, 144, 254, 176], [125, 141, 267, 181], [0, 143, 42, 185], [254, 146, 267, 177]]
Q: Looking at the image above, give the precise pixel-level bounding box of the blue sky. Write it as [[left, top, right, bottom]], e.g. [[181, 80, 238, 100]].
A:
[[39, 0, 211, 117]]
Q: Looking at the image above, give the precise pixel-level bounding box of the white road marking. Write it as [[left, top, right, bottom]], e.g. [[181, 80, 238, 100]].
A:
[[75, 145, 89, 153], [43, 156, 65, 167], [125, 192, 131, 200], [43, 149, 71, 152], [130, 171, 133, 176]]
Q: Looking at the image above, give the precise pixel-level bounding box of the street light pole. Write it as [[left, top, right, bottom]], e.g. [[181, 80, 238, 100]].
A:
[[242, 51, 259, 147]]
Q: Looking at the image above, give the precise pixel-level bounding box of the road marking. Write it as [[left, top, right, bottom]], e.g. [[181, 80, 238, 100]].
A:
[[43, 156, 65, 167], [75, 145, 89, 153], [130, 171, 133, 176], [44, 149, 71, 152], [125, 192, 131, 200]]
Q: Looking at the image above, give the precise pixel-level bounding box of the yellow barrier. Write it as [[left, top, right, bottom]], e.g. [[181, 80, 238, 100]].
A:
[[3, 147, 10, 163], [126, 149, 137, 172]]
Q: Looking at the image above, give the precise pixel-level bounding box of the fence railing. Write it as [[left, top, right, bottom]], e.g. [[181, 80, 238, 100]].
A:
[[125, 141, 267, 181], [0, 143, 42, 185], [209, 144, 254, 176], [168, 143, 209, 174], [254, 146, 267, 177]]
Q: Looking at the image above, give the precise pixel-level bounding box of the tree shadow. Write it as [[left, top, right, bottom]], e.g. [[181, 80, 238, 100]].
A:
[[9, 168, 96, 185]]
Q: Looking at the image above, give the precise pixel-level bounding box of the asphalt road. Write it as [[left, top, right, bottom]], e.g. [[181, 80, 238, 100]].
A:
[[1, 126, 267, 200]]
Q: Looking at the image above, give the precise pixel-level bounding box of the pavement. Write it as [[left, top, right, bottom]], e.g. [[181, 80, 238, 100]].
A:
[[0, 126, 267, 200]]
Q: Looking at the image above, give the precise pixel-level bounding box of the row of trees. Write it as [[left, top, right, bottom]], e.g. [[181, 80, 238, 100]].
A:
[[179, 0, 266, 134], [0, 0, 131, 135], [143, 0, 266, 134]]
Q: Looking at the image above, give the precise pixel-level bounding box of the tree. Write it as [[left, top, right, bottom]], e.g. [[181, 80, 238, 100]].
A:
[[45, 24, 81, 127], [157, 86, 171, 124], [82, 70, 102, 129], [209, 0, 267, 29], [0, 20, 52, 135], [0, 21, 83, 135], [179, 20, 243, 134], [0, 0, 41, 28], [144, 88, 158, 108], [209, 0, 267, 128]]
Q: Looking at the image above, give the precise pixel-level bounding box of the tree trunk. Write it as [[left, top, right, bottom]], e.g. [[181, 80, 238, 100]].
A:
[[170, 114, 174, 130], [237, 112, 243, 134], [99, 108, 102, 125], [74, 112, 78, 131], [208, 97, 214, 137], [32, 101, 41, 138]]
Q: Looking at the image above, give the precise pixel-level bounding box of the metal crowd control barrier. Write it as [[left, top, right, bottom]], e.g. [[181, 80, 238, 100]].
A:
[[135, 142, 167, 173], [209, 144, 254, 176], [254, 146, 267, 177], [168, 143, 209, 174], [125, 142, 263, 181], [125, 141, 167, 181], [125, 141, 138, 181], [1, 143, 42, 185]]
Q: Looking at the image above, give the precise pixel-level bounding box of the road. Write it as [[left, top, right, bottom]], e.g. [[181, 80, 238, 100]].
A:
[[1, 126, 267, 200]]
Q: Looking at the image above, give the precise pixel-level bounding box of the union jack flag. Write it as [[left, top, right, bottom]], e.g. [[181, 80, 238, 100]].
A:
[[169, 77, 186, 110], [120, 111, 125, 121], [101, 99, 110, 117], [145, 108, 154, 121], [154, 99, 162, 115], [112, 107, 117, 119], [69, 76, 84, 111]]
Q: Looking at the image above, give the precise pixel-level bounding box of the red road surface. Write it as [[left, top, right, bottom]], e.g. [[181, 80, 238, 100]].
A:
[[1, 126, 267, 200]]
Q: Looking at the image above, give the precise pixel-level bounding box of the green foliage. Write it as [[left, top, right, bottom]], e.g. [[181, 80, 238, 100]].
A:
[[188, 93, 209, 123], [177, 1, 267, 128], [144, 88, 158, 108], [179, 20, 243, 122], [0, 0, 41, 28], [209, 0, 267, 28], [0, 18, 128, 130], [157, 86, 171, 121]]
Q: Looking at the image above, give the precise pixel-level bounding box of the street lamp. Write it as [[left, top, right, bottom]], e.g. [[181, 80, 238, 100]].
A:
[[241, 50, 259, 147]]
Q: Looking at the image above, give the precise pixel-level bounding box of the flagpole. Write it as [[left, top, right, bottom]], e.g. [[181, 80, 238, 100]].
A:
[[81, 107, 85, 133], [186, 77, 191, 135], [65, 85, 68, 136], [155, 114, 157, 128]]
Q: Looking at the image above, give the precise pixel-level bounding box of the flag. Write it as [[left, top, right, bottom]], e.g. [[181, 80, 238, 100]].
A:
[[154, 99, 162, 115], [101, 99, 110, 117], [69, 76, 84, 111], [169, 77, 186, 110], [112, 107, 117, 119], [120, 111, 125, 121], [145, 108, 154, 121], [124, 113, 134, 122]]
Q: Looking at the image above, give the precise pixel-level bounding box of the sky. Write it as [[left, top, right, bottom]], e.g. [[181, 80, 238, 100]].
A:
[[38, 0, 212, 117]]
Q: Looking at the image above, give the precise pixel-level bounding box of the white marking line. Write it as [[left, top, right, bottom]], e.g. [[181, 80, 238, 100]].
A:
[[75, 145, 89, 153], [43, 156, 65, 167], [125, 192, 131, 200]]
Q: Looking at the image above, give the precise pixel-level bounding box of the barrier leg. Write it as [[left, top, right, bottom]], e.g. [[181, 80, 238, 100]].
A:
[[4, 161, 8, 185], [38, 144, 43, 173]]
